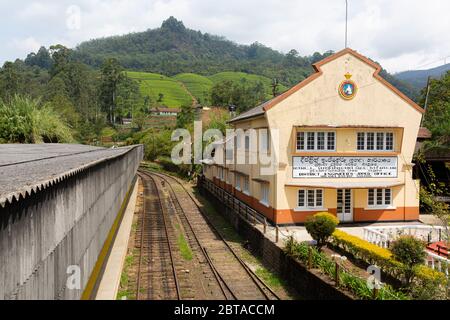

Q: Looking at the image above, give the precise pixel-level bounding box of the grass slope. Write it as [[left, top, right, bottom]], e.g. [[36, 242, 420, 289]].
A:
[[127, 71, 193, 108], [127, 70, 290, 107], [173, 73, 213, 105]]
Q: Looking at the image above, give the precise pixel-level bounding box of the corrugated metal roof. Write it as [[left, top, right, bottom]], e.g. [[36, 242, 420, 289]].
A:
[[228, 98, 275, 123], [0, 144, 138, 208]]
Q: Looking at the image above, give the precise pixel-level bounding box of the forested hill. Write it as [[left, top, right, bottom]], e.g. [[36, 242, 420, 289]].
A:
[[395, 63, 450, 92], [24, 16, 418, 100], [74, 17, 329, 87]]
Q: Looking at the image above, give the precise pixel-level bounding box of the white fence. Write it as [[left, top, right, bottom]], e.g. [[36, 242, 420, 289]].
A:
[[363, 225, 449, 275]]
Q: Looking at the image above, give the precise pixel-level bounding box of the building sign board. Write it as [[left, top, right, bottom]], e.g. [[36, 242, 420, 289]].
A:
[[293, 156, 398, 178]]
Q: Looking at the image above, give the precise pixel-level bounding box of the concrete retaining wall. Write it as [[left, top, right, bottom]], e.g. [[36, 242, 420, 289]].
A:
[[0, 145, 143, 300]]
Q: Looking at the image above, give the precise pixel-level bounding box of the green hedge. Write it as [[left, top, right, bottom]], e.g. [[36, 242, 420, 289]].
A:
[[331, 230, 447, 284], [284, 236, 408, 300]]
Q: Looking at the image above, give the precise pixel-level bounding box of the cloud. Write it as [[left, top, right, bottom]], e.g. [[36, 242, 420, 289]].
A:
[[18, 2, 60, 19], [8, 37, 41, 59], [0, 0, 449, 73]]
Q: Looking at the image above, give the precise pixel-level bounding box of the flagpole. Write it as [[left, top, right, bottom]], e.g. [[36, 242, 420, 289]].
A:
[[345, 0, 348, 48]]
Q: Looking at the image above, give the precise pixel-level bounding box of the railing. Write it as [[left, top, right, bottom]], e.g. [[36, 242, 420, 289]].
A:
[[363, 224, 449, 275], [364, 225, 447, 244], [363, 228, 389, 248], [427, 251, 449, 275], [201, 178, 268, 226]]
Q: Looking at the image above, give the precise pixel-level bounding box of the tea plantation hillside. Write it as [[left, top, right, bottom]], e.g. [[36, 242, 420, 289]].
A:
[[127, 70, 290, 108], [127, 71, 193, 108], [173, 73, 213, 105]]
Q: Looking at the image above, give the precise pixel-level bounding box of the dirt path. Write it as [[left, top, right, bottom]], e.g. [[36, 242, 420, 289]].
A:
[[176, 81, 198, 107]]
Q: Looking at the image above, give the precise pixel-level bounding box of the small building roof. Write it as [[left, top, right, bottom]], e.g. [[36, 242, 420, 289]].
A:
[[150, 107, 181, 113], [417, 127, 432, 139], [228, 99, 273, 123], [158, 107, 180, 113]]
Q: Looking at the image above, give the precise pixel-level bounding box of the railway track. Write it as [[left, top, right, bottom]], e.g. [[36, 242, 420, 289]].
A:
[[138, 169, 280, 300], [135, 172, 180, 300]]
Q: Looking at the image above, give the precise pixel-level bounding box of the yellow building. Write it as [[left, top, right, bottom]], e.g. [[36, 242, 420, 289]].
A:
[[202, 48, 424, 225]]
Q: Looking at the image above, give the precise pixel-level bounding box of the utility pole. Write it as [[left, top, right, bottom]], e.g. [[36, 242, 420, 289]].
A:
[[345, 0, 348, 48], [420, 76, 432, 127], [271, 78, 279, 97]]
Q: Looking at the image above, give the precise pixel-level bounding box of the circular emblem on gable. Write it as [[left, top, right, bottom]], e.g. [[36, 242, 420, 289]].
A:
[[338, 73, 357, 100]]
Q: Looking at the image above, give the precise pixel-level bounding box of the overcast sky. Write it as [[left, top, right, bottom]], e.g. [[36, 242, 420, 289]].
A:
[[2, 0, 450, 73]]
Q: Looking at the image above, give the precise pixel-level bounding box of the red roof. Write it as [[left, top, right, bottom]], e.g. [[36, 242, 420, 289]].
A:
[[418, 127, 432, 139]]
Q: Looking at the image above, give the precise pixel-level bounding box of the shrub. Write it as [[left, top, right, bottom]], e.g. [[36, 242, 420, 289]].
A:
[[101, 127, 117, 138], [284, 237, 408, 300], [305, 212, 339, 250], [157, 156, 179, 173], [390, 236, 427, 286], [331, 230, 447, 298], [140, 129, 173, 161], [0, 95, 73, 143], [331, 229, 402, 275]]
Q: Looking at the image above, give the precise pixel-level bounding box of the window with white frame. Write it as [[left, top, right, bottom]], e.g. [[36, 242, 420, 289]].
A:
[[368, 188, 392, 207], [357, 132, 394, 151], [260, 184, 269, 206], [235, 135, 241, 149], [296, 131, 336, 151], [243, 176, 250, 194], [218, 167, 225, 181], [245, 134, 250, 151], [235, 173, 241, 190], [297, 189, 323, 209], [226, 145, 234, 161], [260, 129, 270, 153]]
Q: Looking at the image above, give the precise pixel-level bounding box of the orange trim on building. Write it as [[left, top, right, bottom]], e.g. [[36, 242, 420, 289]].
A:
[[262, 48, 424, 115], [207, 178, 419, 225], [275, 208, 338, 224], [353, 207, 419, 222]]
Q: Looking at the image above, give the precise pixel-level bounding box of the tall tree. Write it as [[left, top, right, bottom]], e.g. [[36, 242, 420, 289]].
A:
[[420, 71, 450, 151], [176, 104, 195, 129], [0, 62, 22, 101], [211, 79, 266, 113], [25, 47, 53, 70], [116, 75, 141, 121], [99, 58, 124, 124], [49, 45, 72, 78]]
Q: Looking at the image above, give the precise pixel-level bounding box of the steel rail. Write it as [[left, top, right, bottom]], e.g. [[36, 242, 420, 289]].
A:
[[145, 169, 281, 300], [141, 171, 234, 300], [157, 173, 235, 300], [135, 174, 147, 300], [201, 246, 237, 300], [137, 172, 181, 300]]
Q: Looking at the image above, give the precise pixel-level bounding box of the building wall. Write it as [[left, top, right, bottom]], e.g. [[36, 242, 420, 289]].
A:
[[265, 52, 422, 223], [205, 51, 422, 224], [0, 145, 143, 300]]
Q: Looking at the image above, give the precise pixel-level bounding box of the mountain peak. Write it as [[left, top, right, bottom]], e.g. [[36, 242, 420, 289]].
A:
[[161, 16, 186, 32]]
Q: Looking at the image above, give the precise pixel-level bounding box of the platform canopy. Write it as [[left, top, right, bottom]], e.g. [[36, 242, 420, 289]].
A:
[[285, 180, 404, 189]]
